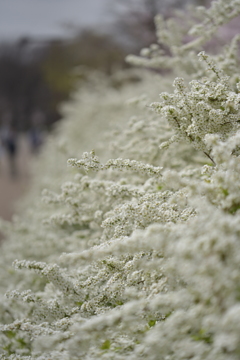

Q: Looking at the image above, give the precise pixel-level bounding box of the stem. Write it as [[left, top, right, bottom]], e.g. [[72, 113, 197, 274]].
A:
[[174, 116, 216, 166], [204, 151, 216, 166]]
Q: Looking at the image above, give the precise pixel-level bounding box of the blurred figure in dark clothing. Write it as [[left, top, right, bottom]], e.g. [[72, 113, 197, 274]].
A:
[[1, 113, 18, 178]]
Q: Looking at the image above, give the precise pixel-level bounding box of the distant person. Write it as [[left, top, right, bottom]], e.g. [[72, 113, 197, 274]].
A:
[[0, 137, 3, 174], [29, 110, 45, 154], [1, 114, 18, 178]]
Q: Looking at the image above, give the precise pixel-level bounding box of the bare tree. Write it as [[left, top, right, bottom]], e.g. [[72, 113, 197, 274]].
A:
[[108, 0, 210, 50]]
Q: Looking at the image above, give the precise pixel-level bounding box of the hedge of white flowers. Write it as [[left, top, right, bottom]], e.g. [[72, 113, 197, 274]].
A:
[[1, 0, 240, 359]]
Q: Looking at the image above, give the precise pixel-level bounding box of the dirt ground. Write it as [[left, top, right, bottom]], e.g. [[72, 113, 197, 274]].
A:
[[0, 135, 32, 221]]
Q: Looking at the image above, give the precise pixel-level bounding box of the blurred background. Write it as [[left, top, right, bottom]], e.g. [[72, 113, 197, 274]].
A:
[[0, 0, 226, 220]]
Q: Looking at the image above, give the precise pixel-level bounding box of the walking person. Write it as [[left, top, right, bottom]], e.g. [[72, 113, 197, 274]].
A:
[[1, 115, 18, 178]]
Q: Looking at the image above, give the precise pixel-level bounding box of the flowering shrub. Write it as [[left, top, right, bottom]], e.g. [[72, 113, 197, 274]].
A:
[[1, 1, 240, 359]]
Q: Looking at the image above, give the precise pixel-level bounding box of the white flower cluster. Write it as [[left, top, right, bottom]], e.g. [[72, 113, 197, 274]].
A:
[[127, 0, 240, 81], [151, 52, 240, 162], [1, 0, 240, 359]]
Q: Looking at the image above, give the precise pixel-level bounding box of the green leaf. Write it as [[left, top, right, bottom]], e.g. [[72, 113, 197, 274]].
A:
[[192, 329, 213, 344], [148, 319, 156, 327], [101, 340, 111, 350]]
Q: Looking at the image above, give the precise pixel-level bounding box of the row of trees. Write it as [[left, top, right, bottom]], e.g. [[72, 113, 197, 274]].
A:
[[0, 33, 128, 131], [0, 0, 210, 131]]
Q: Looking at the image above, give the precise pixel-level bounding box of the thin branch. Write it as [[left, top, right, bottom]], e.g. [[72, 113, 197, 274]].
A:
[[204, 151, 216, 165]]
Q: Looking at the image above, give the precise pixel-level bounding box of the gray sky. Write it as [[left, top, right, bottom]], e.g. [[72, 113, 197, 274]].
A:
[[0, 0, 110, 40]]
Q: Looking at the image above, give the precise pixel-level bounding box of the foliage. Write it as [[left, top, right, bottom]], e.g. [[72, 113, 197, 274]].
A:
[[1, 0, 240, 359]]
